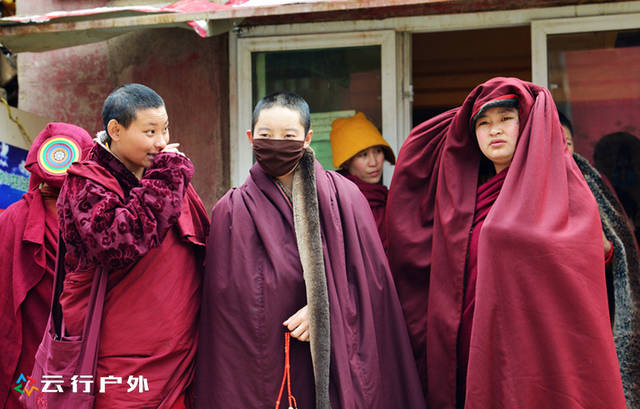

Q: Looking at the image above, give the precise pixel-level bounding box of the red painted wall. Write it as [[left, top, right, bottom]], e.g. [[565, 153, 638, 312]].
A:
[[563, 47, 640, 163], [18, 3, 230, 211]]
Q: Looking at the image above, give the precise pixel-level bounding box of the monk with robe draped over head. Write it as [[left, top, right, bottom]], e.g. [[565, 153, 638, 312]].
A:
[[195, 91, 426, 409], [386, 77, 626, 409], [55, 83, 209, 409], [0, 122, 93, 409]]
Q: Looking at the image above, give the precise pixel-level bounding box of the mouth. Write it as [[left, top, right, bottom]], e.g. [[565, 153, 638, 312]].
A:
[[490, 139, 507, 147], [146, 153, 157, 161], [368, 171, 380, 177]]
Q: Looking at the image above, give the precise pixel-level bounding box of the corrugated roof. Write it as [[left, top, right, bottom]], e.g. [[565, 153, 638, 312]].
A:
[[0, 0, 444, 52]]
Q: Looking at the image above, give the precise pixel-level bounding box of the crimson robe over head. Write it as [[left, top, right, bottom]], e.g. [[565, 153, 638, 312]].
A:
[[386, 77, 626, 409]]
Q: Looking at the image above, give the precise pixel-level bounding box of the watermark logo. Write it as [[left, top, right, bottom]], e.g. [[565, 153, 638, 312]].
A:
[[14, 373, 39, 396], [14, 374, 149, 395]]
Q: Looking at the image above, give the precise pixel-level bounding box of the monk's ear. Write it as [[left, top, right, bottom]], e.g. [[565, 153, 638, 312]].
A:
[[303, 129, 313, 149], [246, 130, 254, 146], [108, 119, 121, 142]]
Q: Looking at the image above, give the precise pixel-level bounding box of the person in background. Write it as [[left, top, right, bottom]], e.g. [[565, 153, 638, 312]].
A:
[[196, 92, 425, 409], [593, 131, 640, 244], [386, 77, 626, 409], [56, 83, 209, 409], [559, 112, 614, 275], [330, 112, 395, 242], [0, 123, 93, 409], [559, 110, 640, 407]]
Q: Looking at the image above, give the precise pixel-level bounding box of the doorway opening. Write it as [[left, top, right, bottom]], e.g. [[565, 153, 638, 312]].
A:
[[412, 26, 531, 126]]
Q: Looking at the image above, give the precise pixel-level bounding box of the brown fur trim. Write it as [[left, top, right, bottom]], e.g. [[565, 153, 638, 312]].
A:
[[291, 149, 331, 409]]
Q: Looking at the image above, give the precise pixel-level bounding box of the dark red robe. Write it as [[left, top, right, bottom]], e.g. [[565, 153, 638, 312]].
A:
[[457, 168, 506, 406], [340, 172, 388, 244], [0, 122, 93, 409], [57, 143, 209, 409], [0, 190, 57, 409], [195, 160, 426, 409], [386, 77, 625, 409]]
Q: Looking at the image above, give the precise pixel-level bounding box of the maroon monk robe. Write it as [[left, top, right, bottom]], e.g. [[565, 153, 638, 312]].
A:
[[0, 122, 93, 409], [340, 171, 388, 244], [386, 77, 625, 408], [0, 190, 57, 409], [195, 157, 426, 409], [457, 168, 506, 406], [57, 142, 209, 409]]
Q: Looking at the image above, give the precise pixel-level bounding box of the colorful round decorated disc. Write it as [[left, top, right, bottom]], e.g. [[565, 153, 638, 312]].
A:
[[37, 136, 81, 175]]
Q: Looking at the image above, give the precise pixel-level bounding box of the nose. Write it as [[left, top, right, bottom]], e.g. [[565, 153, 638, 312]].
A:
[[490, 124, 502, 136], [154, 134, 167, 151]]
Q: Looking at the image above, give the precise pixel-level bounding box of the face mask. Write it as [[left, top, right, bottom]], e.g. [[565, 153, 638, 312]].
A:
[[252, 138, 306, 177]]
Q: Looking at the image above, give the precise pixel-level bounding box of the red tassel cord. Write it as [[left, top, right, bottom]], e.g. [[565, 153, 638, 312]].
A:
[[275, 332, 298, 409]]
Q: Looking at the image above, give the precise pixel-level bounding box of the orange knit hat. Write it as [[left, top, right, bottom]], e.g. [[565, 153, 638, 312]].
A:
[[330, 112, 395, 169]]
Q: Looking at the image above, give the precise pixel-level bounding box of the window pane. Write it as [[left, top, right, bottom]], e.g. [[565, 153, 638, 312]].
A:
[[252, 46, 381, 170], [548, 29, 640, 240]]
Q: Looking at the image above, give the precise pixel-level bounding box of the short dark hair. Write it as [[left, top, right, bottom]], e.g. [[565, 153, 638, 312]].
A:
[[102, 83, 165, 143], [557, 110, 573, 135], [252, 91, 310, 134]]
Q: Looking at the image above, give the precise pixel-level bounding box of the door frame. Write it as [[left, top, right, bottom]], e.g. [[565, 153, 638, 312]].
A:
[[532, 12, 640, 87]]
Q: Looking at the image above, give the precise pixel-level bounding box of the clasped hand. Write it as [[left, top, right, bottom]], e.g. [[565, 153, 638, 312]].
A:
[[283, 305, 309, 342]]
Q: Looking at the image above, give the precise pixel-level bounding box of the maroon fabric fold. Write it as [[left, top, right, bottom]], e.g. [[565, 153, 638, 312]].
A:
[[457, 168, 506, 405], [386, 77, 625, 408], [57, 145, 209, 409], [340, 172, 388, 243], [195, 161, 426, 409], [0, 189, 56, 409]]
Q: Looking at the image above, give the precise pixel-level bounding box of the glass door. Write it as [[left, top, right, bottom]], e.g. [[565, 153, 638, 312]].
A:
[[533, 14, 640, 241], [234, 31, 397, 186]]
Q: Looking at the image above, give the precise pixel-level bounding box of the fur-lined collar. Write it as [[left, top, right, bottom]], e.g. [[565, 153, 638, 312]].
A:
[[291, 149, 332, 409]]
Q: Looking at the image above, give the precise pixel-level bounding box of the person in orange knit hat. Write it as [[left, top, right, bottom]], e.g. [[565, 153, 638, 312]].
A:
[[330, 112, 395, 242]]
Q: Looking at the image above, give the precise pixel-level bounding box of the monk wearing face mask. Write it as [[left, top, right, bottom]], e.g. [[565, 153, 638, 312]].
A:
[[195, 91, 425, 409]]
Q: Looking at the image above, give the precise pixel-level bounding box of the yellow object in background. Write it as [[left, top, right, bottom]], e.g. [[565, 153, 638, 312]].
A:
[[330, 112, 395, 169], [1, 0, 15, 17]]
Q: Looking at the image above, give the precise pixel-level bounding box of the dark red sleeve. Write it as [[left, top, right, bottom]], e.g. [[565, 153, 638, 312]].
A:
[[59, 152, 193, 272]]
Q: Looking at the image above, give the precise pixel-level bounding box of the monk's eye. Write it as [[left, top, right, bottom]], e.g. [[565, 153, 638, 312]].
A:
[[259, 133, 270, 138], [285, 133, 297, 138]]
